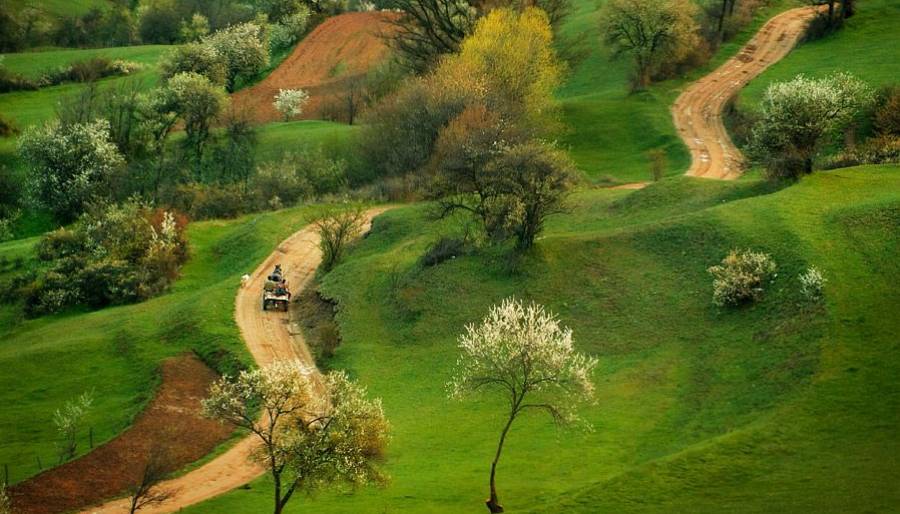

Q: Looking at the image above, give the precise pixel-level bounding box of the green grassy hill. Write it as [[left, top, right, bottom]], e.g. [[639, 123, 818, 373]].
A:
[[184, 166, 899, 513], [0, 204, 335, 484]]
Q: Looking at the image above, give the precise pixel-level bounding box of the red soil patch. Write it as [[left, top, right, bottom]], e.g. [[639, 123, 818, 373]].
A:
[[9, 354, 232, 514], [232, 11, 398, 123]]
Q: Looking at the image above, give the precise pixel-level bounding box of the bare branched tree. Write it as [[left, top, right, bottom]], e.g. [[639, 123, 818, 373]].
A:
[[386, 0, 476, 73], [127, 447, 176, 514], [314, 208, 366, 272]]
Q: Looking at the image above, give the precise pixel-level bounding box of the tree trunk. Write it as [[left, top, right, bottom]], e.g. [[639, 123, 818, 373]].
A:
[[486, 412, 517, 513], [828, 0, 835, 21], [718, 0, 728, 37]]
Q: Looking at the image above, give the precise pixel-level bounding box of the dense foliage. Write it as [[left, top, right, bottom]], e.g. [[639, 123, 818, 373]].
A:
[[19, 119, 125, 224], [15, 202, 188, 316], [707, 249, 777, 307], [749, 73, 873, 179]]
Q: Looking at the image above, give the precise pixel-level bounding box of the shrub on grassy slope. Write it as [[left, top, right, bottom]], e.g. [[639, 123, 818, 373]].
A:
[[749, 73, 874, 179], [708, 249, 777, 307], [19, 119, 126, 224], [20, 201, 188, 316]]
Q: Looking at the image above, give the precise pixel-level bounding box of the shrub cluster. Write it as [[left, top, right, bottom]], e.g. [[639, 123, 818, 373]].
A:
[[17, 201, 188, 316], [0, 58, 142, 93], [798, 266, 827, 302], [708, 249, 777, 307]]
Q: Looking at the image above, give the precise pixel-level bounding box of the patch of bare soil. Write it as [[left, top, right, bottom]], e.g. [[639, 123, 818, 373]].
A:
[[672, 6, 820, 179], [232, 11, 397, 123], [9, 354, 232, 514]]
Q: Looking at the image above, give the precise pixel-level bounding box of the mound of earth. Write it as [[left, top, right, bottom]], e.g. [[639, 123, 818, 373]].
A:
[[233, 11, 398, 123], [9, 354, 232, 514]]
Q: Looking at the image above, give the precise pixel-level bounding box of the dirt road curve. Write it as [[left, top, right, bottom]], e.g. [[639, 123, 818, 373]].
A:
[[672, 6, 819, 180], [82, 209, 388, 514]]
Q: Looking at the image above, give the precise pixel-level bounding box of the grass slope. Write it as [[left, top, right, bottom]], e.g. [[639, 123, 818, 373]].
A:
[[0, 45, 170, 128], [184, 166, 899, 513], [0, 204, 336, 484], [738, 0, 900, 109]]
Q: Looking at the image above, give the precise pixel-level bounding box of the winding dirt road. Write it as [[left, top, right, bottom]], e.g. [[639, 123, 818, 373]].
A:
[[82, 209, 387, 514], [672, 6, 818, 179], [78, 6, 822, 513]]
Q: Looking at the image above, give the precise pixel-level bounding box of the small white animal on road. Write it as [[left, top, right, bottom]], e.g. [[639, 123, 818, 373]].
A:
[[241, 274, 251, 288]]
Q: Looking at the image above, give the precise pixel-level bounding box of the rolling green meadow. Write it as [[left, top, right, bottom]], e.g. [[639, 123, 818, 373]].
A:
[[0, 0, 897, 511], [184, 166, 899, 513]]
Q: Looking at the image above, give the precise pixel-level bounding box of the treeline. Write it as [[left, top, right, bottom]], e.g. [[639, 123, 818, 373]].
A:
[[0, 0, 348, 52]]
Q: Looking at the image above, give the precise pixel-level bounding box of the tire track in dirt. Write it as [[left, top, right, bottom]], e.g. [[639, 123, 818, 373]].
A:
[[81, 208, 389, 514], [672, 6, 819, 179]]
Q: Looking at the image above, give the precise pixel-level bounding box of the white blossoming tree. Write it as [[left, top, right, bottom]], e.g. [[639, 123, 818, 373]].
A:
[[202, 361, 389, 514], [274, 88, 310, 121], [448, 298, 598, 513], [18, 119, 125, 223], [54, 391, 94, 463], [203, 22, 270, 92], [750, 72, 874, 179]]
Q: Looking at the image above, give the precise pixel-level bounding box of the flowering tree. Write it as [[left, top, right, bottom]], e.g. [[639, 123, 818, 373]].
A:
[[273, 88, 310, 121], [750, 72, 874, 179], [18, 119, 124, 223], [203, 22, 270, 92], [54, 391, 94, 463], [448, 298, 598, 513], [599, 0, 700, 89], [203, 361, 389, 514]]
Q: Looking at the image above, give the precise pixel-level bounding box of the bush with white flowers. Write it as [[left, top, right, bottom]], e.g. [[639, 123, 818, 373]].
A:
[[274, 88, 310, 121], [19, 119, 125, 223], [799, 265, 826, 302], [708, 249, 777, 307]]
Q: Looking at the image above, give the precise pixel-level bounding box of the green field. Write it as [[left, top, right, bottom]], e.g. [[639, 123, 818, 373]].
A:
[[0, 45, 171, 128], [183, 166, 899, 513], [0, 203, 338, 484]]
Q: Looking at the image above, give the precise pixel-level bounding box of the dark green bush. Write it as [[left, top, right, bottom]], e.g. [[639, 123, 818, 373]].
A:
[[22, 201, 189, 316], [421, 236, 468, 267]]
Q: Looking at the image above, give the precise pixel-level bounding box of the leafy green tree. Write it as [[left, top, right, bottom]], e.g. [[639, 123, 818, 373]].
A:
[[749, 73, 873, 179], [138, 0, 182, 44], [203, 361, 389, 514], [19, 120, 125, 223], [166, 72, 228, 178], [202, 21, 270, 92], [160, 42, 227, 85], [599, 0, 700, 90]]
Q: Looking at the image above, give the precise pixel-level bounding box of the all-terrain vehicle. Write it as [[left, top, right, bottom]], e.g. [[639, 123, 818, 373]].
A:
[[262, 265, 291, 311]]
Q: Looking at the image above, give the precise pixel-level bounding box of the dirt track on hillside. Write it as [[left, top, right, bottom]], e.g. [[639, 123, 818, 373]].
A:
[[232, 12, 396, 123], [672, 6, 819, 179], [80, 208, 388, 514]]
